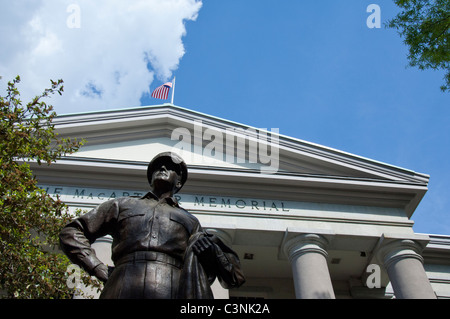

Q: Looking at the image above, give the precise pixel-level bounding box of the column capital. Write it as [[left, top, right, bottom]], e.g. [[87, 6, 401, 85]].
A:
[[283, 233, 329, 262], [377, 239, 424, 270], [376, 238, 436, 299]]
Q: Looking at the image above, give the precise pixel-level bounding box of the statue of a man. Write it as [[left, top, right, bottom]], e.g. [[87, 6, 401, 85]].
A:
[[59, 152, 245, 298]]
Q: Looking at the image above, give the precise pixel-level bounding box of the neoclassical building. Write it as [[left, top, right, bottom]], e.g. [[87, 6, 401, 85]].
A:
[[33, 104, 450, 299]]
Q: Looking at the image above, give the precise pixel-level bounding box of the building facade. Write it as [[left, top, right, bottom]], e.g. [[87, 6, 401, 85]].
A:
[[33, 104, 450, 299]]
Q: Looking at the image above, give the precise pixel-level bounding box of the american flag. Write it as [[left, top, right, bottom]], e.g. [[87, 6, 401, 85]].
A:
[[151, 82, 172, 100]]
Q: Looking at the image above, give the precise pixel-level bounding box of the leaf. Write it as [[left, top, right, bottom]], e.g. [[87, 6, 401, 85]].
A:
[[0, 75, 84, 299], [387, 0, 450, 92]]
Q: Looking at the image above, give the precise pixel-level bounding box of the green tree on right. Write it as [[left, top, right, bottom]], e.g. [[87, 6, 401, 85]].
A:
[[387, 0, 450, 92]]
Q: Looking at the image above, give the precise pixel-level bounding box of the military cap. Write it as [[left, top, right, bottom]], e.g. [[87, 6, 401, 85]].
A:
[[147, 152, 187, 192]]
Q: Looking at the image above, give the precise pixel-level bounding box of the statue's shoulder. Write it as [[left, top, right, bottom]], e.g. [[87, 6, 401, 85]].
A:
[[109, 196, 146, 209], [115, 195, 141, 203], [171, 205, 200, 233], [175, 204, 198, 220]]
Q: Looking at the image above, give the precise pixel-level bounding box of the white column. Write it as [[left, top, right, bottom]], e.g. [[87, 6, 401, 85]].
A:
[[378, 239, 436, 299], [283, 234, 335, 299]]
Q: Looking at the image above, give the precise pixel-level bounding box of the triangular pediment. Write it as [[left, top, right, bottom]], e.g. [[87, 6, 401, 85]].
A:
[[71, 136, 264, 170], [55, 104, 429, 185]]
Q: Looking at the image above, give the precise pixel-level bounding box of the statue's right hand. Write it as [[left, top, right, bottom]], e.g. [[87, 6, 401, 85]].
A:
[[93, 263, 109, 283]]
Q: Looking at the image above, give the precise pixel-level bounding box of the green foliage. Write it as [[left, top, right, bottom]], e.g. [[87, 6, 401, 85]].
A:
[[0, 76, 97, 298], [387, 0, 450, 92]]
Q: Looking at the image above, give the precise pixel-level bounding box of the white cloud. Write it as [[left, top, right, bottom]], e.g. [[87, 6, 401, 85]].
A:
[[0, 0, 202, 113]]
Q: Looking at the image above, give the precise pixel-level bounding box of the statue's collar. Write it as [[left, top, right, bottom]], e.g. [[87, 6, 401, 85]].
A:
[[141, 191, 180, 207]]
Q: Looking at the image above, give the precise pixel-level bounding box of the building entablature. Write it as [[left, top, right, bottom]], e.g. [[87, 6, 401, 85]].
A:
[[29, 104, 447, 299]]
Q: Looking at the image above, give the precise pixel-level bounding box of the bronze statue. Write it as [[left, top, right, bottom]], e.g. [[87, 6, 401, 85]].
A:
[[59, 152, 245, 298]]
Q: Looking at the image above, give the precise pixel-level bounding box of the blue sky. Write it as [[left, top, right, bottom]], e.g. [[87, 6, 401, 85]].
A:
[[147, 1, 450, 235], [1, 1, 449, 235]]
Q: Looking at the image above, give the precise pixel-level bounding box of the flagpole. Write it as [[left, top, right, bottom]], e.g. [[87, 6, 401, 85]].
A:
[[170, 76, 176, 104]]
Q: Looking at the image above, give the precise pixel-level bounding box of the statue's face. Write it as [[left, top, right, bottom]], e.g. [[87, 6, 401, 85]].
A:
[[151, 162, 182, 191]]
